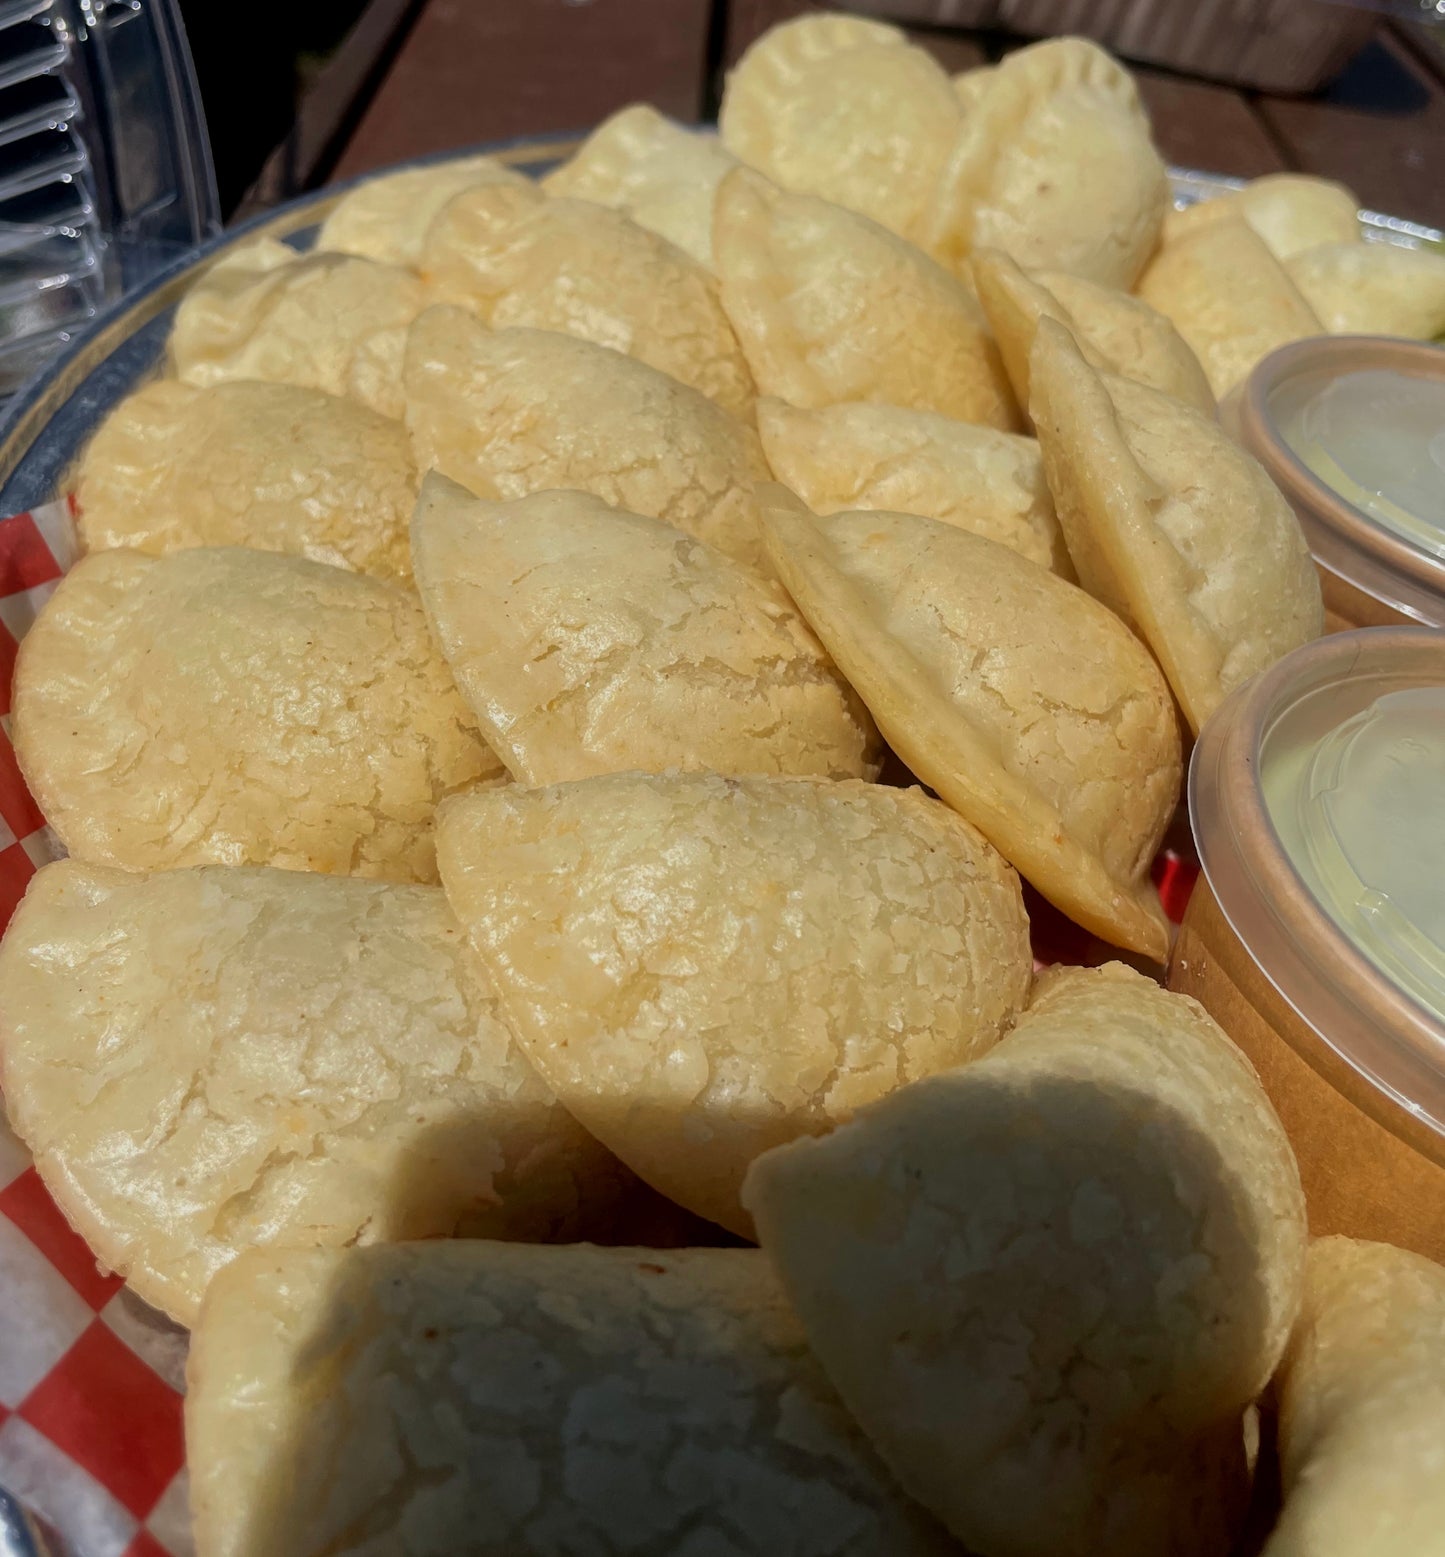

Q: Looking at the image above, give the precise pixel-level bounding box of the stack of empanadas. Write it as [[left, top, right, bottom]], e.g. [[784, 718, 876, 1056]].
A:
[[1, 15, 1435, 1556]]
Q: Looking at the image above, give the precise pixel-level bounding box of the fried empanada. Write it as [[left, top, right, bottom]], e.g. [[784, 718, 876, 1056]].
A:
[[1286, 241, 1445, 340], [760, 496, 1178, 958], [0, 862, 623, 1326], [74, 379, 416, 579], [745, 962, 1308, 1557], [1029, 320, 1322, 734], [719, 13, 962, 255], [12, 547, 499, 880], [436, 773, 1032, 1237], [1136, 216, 1323, 398], [758, 398, 1070, 573], [403, 308, 773, 572], [1265, 1237, 1445, 1557], [317, 154, 530, 266], [411, 476, 878, 785], [929, 37, 1167, 288], [187, 1243, 958, 1557], [714, 168, 1019, 429], [1164, 174, 1360, 263], [542, 105, 737, 268], [422, 181, 754, 418], [169, 238, 427, 417], [972, 247, 1214, 414]]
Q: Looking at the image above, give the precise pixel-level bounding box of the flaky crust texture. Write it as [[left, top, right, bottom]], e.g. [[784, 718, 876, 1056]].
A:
[[412, 481, 877, 786], [718, 13, 962, 255], [435, 773, 1031, 1236], [1286, 241, 1445, 339], [168, 238, 426, 417], [12, 548, 498, 881], [713, 168, 1019, 430], [403, 310, 774, 573], [744, 962, 1307, 1557], [757, 398, 1070, 574], [542, 105, 738, 268], [0, 862, 623, 1326], [186, 1243, 956, 1557], [74, 378, 416, 579], [316, 154, 529, 266], [1265, 1238, 1445, 1557], [421, 182, 755, 418]]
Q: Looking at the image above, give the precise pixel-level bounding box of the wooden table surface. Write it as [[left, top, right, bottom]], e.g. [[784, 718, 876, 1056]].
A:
[[318, 0, 1445, 231]]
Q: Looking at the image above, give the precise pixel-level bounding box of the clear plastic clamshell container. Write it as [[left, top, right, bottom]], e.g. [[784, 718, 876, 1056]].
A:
[[0, 0, 218, 401]]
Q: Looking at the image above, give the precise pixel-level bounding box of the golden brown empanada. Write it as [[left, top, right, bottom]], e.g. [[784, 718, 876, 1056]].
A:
[[410, 475, 878, 786], [972, 247, 1213, 414], [745, 961, 1308, 1557], [542, 105, 737, 268], [421, 181, 755, 418], [1029, 319, 1322, 734], [713, 168, 1019, 429], [719, 13, 962, 255], [760, 495, 1179, 958], [1286, 241, 1445, 340], [402, 307, 773, 572], [436, 772, 1032, 1237], [75, 379, 416, 579], [928, 37, 1167, 288]]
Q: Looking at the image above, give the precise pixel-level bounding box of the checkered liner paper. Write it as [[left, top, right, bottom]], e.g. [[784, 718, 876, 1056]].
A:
[[0, 497, 1200, 1557]]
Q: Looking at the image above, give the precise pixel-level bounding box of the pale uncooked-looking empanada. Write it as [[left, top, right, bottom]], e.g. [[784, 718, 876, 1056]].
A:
[[1286, 241, 1445, 340], [757, 398, 1070, 574], [13, 547, 499, 881], [74, 379, 416, 579], [169, 238, 427, 417], [745, 961, 1308, 1557], [718, 13, 962, 256], [760, 497, 1178, 958], [1136, 217, 1323, 398], [714, 168, 1019, 430], [1163, 174, 1360, 263], [316, 154, 530, 266], [1264, 1237, 1445, 1557], [411, 476, 878, 786], [1029, 320, 1322, 733], [972, 248, 1214, 414], [402, 307, 773, 572], [928, 37, 1167, 288], [0, 861, 624, 1326], [187, 1243, 957, 1557], [542, 105, 737, 268], [436, 773, 1032, 1237], [422, 181, 754, 418]]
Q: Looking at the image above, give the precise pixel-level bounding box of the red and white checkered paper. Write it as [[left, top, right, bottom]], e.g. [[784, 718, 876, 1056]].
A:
[[0, 495, 1199, 1557]]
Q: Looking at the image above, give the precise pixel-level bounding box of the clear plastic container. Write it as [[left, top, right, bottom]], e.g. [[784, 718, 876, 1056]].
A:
[[1170, 627, 1445, 1260], [1237, 337, 1445, 631], [0, 0, 218, 400]]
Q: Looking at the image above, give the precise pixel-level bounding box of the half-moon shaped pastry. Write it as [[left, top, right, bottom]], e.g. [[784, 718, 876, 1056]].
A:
[[542, 105, 737, 268], [971, 247, 1214, 414], [759, 495, 1179, 958], [411, 476, 878, 785], [187, 1243, 958, 1557], [421, 181, 755, 419], [1028, 319, 1322, 734], [436, 772, 1032, 1237], [1286, 241, 1445, 340], [713, 168, 1019, 430], [402, 307, 773, 573], [75, 378, 416, 579], [1163, 173, 1360, 263], [0, 861, 624, 1325], [745, 961, 1308, 1557], [12, 547, 499, 881]]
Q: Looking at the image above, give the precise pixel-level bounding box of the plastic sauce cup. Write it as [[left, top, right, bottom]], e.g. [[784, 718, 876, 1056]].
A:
[[1169, 627, 1445, 1260], [1237, 337, 1445, 632]]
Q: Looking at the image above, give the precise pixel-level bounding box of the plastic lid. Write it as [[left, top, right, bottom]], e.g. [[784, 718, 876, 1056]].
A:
[[1191, 627, 1445, 1147], [1239, 338, 1445, 627]]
